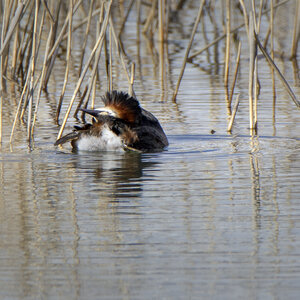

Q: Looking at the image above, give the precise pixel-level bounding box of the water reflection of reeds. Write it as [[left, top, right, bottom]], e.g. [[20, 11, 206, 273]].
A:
[[0, 133, 299, 297]]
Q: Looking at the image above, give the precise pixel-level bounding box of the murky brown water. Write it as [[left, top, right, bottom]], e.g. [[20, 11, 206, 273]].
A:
[[1, 2, 300, 299]]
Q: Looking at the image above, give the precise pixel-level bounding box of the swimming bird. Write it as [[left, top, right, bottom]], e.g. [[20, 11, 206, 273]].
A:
[[54, 91, 168, 152]]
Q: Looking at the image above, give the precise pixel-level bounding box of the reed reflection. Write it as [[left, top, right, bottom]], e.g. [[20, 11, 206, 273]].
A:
[[248, 136, 281, 264], [0, 150, 162, 298]]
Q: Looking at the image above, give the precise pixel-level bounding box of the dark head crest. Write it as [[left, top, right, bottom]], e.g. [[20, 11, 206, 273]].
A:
[[102, 91, 142, 123]]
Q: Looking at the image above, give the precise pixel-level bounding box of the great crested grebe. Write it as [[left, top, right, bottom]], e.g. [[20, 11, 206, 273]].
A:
[[54, 91, 168, 152]]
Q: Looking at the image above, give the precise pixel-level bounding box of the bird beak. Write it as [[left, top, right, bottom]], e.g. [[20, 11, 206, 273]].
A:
[[80, 108, 100, 118]]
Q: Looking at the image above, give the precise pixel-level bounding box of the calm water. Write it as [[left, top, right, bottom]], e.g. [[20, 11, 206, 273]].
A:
[[1, 2, 300, 299]]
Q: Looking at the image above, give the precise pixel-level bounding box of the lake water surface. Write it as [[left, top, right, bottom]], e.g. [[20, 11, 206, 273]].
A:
[[0, 2, 300, 299]]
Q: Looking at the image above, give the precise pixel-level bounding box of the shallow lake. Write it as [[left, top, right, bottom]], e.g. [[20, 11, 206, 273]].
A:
[[0, 1, 300, 299]]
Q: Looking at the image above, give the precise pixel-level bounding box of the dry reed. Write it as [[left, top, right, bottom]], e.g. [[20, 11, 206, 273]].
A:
[[227, 94, 240, 132], [224, 0, 231, 100], [0, 0, 298, 146], [56, 0, 73, 125], [291, 1, 300, 59], [172, 0, 205, 102], [228, 41, 241, 110], [248, 12, 256, 131]]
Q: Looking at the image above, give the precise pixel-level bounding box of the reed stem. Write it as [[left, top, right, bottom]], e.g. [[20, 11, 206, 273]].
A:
[[118, 0, 135, 37], [128, 62, 135, 97], [270, 0, 276, 116], [224, 0, 231, 100], [291, 1, 300, 58], [172, 0, 205, 102], [158, 0, 166, 43], [56, 0, 73, 124], [227, 94, 240, 132], [229, 41, 241, 110], [31, 25, 53, 137], [78, 0, 94, 77], [27, 0, 39, 143], [248, 12, 255, 131]]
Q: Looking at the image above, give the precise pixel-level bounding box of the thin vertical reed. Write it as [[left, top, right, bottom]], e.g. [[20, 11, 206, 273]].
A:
[[43, 0, 62, 90], [56, 0, 73, 124], [109, 26, 113, 91], [291, 1, 300, 58], [224, 0, 231, 100], [118, 0, 135, 37], [270, 0, 276, 117], [136, 0, 141, 44], [0, 0, 5, 143], [27, 0, 39, 142], [253, 0, 264, 131], [0, 0, 9, 90], [128, 62, 135, 97], [172, 0, 205, 102], [238, 0, 249, 37], [10, 64, 31, 143], [31, 25, 53, 137], [78, 0, 94, 76], [291, 57, 299, 86], [253, 59, 258, 131], [77, 21, 105, 116], [0, 76, 2, 144], [251, 0, 257, 30], [0, 91, 2, 144], [136, 0, 141, 65], [91, 75, 97, 109], [82, 51, 101, 110], [159, 32, 165, 94], [256, 0, 265, 31], [201, 9, 211, 64], [143, 0, 156, 34], [227, 94, 240, 132], [104, 25, 109, 90], [229, 41, 241, 110], [158, 0, 165, 42], [109, 17, 131, 84], [11, 22, 20, 78], [248, 13, 255, 130], [92, 2, 105, 110], [165, 0, 170, 44]]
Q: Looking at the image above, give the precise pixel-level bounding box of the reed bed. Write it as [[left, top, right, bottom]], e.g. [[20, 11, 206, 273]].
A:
[[0, 0, 299, 145]]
